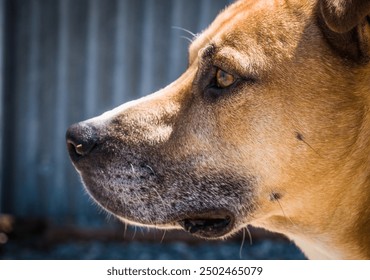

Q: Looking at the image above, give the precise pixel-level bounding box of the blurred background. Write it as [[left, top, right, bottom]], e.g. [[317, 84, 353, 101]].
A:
[[0, 0, 305, 259]]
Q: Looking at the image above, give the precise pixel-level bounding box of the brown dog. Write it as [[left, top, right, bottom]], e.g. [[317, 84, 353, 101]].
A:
[[66, 0, 370, 259]]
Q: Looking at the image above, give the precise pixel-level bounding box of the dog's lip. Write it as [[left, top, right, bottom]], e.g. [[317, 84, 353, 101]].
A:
[[177, 210, 235, 239]]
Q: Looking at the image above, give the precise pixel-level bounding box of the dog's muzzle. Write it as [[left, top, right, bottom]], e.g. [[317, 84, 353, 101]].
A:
[[65, 119, 255, 240]]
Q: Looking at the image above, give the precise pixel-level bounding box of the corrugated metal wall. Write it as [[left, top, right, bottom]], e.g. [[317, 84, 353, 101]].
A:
[[0, 0, 232, 226], [0, 0, 4, 216]]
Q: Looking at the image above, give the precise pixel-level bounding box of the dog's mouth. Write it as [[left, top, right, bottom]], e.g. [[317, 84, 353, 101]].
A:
[[177, 210, 235, 239]]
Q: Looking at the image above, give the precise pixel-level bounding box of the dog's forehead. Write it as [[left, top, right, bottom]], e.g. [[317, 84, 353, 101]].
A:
[[189, 0, 312, 67]]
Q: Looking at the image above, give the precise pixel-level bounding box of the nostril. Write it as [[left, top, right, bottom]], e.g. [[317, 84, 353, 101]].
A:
[[75, 143, 85, 155], [66, 123, 98, 161], [67, 139, 94, 157]]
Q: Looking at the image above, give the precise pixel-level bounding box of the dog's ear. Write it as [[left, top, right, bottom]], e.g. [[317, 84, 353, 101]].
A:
[[320, 0, 370, 33], [318, 0, 370, 62]]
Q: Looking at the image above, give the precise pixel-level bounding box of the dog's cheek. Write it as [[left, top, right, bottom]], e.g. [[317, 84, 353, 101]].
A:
[[212, 103, 288, 191]]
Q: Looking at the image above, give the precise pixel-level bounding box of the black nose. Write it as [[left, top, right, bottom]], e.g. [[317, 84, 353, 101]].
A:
[[66, 123, 98, 161]]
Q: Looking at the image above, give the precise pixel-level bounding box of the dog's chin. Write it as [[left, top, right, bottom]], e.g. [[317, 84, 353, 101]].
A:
[[117, 209, 236, 239]]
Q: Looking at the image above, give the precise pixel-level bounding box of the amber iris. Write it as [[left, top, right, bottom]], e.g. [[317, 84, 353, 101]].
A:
[[216, 69, 235, 88]]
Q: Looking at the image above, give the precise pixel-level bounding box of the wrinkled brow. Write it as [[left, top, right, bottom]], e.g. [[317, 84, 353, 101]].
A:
[[199, 44, 217, 61]]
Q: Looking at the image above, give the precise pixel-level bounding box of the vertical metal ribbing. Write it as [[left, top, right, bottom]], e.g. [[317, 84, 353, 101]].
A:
[[199, 0, 214, 30], [84, 0, 99, 119], [167, 0, 191, 83], [112, 0, 127, 106], [0, 0, 5, 212], [139, 0, 156, 97], [113, 0, 146, 105], [52, 0, 70, 221], [198, 0, 231, 32], [17, 0, 41, 215]]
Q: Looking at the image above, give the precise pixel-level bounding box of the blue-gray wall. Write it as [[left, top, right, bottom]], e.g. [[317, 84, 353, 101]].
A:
[[0, 0, 233, 226], [0, 0, 5, 215]]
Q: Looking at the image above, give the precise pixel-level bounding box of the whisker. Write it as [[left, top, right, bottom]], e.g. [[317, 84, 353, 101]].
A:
[[123, 223, 128, 239], [152, 188, 171, 214], [295, 131, 323, 158], [246, 225, 253, 245], [239, 228, 246, 259], [145, 164, 156, 176], [276, 195, 296, 227], [130, 163, 136, 176], [172, 26, 197, 38], [160, 230, 167, 243], [180, 35, 194, 44], [267, 186, 296, 227], [132, 226, 137, 240]]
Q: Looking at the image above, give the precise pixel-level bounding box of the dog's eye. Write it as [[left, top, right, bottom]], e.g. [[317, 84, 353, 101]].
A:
[[216, 69, 236, 88], [201, 67, 243, 100]]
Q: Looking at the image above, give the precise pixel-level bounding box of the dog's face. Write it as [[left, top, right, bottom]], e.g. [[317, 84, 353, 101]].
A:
[[67, 0, 370, 243]]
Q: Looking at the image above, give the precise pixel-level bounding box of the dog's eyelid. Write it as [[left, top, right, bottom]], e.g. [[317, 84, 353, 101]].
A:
[[213, 49, 254, 78], [212, 60, 256, 83]]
